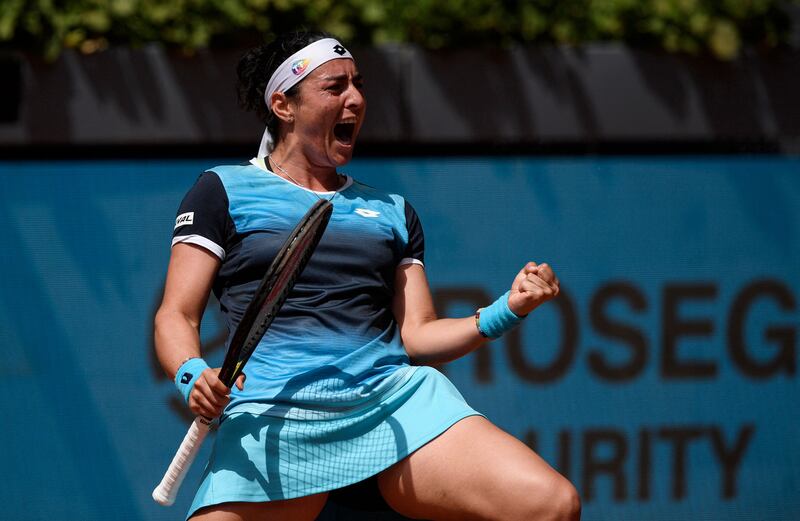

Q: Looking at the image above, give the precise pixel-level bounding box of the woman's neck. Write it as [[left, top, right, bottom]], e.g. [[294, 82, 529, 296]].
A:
[[269, 144, 341, 192]]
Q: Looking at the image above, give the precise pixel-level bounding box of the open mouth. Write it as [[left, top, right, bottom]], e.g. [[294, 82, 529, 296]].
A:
[[333, 122, 356, 145]]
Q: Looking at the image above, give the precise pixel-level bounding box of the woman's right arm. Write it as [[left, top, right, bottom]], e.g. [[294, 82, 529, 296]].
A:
[[154, 242, 233, 418]]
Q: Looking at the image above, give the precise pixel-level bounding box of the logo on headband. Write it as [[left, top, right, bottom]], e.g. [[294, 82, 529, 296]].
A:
[[291, 58, 310, 75], [333, 44, 347, 56]]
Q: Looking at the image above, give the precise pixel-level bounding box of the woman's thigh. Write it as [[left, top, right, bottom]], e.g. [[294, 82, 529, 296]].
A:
[[190, 492, 328, 521], [377, 416, 580, 521]]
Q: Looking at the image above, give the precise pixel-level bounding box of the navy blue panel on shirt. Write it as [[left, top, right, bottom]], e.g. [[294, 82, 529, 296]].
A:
[[172, 172, 236, 259], [403, 200, 425, 264]]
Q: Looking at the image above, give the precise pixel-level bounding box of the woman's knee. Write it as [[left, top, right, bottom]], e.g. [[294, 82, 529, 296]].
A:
[[552, 478, 581, 521], [520, 475, 581, 521]]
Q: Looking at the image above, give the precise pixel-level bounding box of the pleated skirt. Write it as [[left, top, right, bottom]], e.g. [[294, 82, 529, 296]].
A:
[[187, 366, 482, 518]]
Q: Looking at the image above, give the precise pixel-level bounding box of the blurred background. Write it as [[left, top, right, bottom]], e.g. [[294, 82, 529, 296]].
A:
[[1, 1, 799, 520]]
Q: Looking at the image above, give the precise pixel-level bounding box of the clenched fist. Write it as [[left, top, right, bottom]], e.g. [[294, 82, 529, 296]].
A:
[[507, 262, 560, 317]]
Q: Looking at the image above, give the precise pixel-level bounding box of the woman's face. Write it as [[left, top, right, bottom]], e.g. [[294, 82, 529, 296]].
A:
[[289, 58, 366, 168]]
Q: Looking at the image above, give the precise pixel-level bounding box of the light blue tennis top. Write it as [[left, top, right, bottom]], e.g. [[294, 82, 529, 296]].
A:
[[172, 160, 425, 419]]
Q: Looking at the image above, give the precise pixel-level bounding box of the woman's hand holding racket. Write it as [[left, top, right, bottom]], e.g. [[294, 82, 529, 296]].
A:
[[187, 369, 246, 419]]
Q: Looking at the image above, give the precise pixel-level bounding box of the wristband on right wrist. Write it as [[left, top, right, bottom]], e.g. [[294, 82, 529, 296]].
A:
[[475, 290, 525, 339], [174, 357, 210, 404]]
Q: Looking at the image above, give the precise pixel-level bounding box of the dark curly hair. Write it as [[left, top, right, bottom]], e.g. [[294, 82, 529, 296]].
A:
[[237, 29, 334, 147]]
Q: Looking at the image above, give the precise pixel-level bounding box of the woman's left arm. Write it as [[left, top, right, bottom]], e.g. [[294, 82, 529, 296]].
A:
[[393, 261, 560, 365]]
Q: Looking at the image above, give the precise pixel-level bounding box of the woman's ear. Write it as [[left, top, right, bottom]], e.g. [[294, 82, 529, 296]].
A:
[[270, 91, 295, 124]]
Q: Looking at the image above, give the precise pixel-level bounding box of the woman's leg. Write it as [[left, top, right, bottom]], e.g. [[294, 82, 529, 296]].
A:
[[377, 416, 580, 521], [190, 492, 328, 521]]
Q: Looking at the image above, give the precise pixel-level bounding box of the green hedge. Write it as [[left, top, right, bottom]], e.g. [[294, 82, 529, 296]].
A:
[[1, 0, 797, 60]]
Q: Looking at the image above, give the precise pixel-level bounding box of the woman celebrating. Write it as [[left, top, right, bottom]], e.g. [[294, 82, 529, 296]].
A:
[[155, 30, 580, 521]]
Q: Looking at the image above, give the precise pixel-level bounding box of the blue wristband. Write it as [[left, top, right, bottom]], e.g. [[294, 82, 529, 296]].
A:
[[477, 290, 525, 339], [174, 357, 210, 404]]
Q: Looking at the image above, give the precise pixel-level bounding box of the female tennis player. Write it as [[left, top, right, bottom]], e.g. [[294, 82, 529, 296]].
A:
[[154, 30, 580, 521]]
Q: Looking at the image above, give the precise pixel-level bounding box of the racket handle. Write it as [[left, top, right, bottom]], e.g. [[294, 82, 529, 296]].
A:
[[152, 416, 212, 506]]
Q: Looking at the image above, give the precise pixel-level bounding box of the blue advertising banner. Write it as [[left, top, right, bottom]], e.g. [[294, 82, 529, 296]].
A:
[[0, 156, 797, 520]]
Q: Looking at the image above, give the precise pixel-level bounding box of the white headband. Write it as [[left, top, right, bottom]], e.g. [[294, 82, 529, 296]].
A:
[[257, 38, 354, 158]]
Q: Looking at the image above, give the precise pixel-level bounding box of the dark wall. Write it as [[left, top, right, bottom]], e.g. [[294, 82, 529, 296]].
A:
[[1, 44, 799, 153]]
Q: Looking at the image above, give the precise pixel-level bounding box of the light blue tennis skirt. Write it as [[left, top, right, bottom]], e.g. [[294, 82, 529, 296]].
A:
[[187, 366, 481, 518]]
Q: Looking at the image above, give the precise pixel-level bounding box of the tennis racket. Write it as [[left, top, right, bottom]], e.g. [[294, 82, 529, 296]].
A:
[[152, 199, 333, 506]]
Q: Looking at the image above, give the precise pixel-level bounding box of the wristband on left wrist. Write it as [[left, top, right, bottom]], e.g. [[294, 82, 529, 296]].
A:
[[475, 308, 490, 338], [474, 290, 526, 339]]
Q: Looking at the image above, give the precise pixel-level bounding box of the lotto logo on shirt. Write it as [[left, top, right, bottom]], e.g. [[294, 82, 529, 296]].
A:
[[355, 208, 380, 218]]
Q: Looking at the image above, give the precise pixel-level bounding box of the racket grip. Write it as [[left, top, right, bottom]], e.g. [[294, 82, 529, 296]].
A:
[[152, 416, 212, 506]]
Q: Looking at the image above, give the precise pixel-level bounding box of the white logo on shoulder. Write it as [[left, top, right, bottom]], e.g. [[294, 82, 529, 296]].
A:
[[355, 208, 380, 218], [175, 212, 194, 229]]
